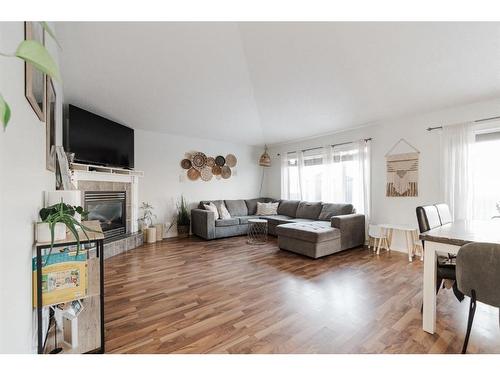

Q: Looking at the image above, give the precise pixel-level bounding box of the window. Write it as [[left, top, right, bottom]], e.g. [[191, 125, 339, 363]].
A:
[[280, 141, 371, 216], [472, 130, 500, 219]]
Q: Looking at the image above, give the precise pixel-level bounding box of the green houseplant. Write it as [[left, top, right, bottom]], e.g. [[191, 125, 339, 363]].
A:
[[1, 22, 61, 130], [169, 196, 190, 238], [38, 202, 97, 261]]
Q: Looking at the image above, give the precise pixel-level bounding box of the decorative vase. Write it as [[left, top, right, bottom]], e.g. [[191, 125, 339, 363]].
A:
[[145, 227, 157, 243], [154, 224, 163, 241], [36, 222, 66, 243], [177, 224, 190, 238]]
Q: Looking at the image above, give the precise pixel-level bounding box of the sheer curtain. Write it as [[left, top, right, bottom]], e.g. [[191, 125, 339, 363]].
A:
[[440, 122, 474, 221], [280, 140, 371, 218]]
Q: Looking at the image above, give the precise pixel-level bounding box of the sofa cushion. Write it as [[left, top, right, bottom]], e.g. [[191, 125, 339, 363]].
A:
[[276, 222, 341, 243], [277, 200, 300, 217], [224, 199, 248, 217], [245, 198, 276, 215], [295, 201, 322, 220], [236, 215, 260, 225], [262, 214, 294, 223], [199, 200, 224, 211], [203, 202, 220, 220], [318, 203, 354, 221], [290, 218, 316, 223], [215, 218, 240, 227], [256, 202, 279, 215]]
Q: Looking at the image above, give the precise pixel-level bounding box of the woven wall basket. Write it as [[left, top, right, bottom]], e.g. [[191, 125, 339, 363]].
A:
[[221, 166, 232, 179], [225, 154, 237, 167], [187, 167, 201, 181]]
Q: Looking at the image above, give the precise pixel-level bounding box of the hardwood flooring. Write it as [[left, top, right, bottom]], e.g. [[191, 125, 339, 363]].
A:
[[104, 236, 500, 353]]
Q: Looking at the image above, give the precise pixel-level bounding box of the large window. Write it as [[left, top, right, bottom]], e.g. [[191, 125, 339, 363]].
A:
[[472, 130, 500, 219], [281, 141, 371, 216]]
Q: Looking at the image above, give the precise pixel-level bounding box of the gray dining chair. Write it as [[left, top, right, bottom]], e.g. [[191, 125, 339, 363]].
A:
[[456, 242, 500, 354]]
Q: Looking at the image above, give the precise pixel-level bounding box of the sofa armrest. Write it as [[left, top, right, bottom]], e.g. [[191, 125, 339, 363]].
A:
[[331, 214, 365, 250], [191, 208, 215, 240]]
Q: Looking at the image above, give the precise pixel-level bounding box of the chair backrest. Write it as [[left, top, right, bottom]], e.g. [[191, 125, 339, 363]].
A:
[[456, 242, 500, 308], [368, 224, 382, 238], [435, 203, 453, 225], [416, 205, 441, 233]]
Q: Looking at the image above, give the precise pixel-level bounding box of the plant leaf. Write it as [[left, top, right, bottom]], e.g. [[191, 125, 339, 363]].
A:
[[15, 40, 61, 81], [0, 95, 11, 130], [39, 22, 62, 49]]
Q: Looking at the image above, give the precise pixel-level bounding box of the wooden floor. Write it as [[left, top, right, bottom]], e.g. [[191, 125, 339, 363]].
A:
[[104, 236, 500, 354]]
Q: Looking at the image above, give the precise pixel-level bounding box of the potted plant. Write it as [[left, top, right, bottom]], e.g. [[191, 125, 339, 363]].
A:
[[139, 202, 157, 243], [37, 202, 96, 261], [169, 196, 190, 238]]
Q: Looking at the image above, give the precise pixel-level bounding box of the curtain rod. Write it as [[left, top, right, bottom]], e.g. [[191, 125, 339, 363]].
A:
[[276, 137, 372, 156], [426, 115, 500, 131]]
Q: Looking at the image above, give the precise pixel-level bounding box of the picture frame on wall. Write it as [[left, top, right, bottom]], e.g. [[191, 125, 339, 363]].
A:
[[24, 21, 46, 121], [45, 77, 56, 172]]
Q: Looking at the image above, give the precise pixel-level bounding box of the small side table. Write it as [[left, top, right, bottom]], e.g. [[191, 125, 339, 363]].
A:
[[379, 223, 419, 262], [247, 219, 268, 244]]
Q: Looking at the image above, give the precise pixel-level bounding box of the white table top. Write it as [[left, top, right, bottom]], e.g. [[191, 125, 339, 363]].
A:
[[378, 223, 417, 231], [248, 218, 268, 223], [420, 219, 500, 246]]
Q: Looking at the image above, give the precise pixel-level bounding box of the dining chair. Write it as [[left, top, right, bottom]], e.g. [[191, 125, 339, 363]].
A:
[[456, 242, 500, 354], [416, 205, 464, 312], [435, 203, 453, 225]]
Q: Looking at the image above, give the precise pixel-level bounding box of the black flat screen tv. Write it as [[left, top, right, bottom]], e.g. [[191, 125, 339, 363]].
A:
[[65, 105, 134, 169]]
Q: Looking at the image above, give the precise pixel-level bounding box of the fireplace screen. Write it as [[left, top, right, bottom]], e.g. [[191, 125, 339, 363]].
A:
[[84, 191, 126, 239]]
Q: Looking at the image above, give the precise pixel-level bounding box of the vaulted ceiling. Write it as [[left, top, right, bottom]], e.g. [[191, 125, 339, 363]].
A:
[[56, 22, 500, 146]]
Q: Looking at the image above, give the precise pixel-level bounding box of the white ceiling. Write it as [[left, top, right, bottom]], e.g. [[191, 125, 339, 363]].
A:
[[56, 22, 500, 146]]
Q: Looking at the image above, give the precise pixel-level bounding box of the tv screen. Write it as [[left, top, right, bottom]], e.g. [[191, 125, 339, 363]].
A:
[[65, 105, 134, 169]]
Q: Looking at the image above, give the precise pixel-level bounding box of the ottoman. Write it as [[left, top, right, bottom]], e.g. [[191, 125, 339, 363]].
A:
[[276, 222, 342, 259]]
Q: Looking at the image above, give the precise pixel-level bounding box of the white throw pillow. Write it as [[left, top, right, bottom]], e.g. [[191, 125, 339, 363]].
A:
[[219, 203, 231, 219], [203, 202, 219, 220], [256, 202, 278, 216]]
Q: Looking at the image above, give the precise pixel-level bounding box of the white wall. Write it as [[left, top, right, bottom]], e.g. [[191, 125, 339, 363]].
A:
[[0, 22, 63, 353], [135, 129, 263, 236], [263, 97, 500, 251]]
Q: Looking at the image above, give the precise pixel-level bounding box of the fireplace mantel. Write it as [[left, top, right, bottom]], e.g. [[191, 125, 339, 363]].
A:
[[70, 163, 143, 234]]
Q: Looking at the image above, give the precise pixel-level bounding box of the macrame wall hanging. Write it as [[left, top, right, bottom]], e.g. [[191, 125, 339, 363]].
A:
[[385, 138, 420, 197]]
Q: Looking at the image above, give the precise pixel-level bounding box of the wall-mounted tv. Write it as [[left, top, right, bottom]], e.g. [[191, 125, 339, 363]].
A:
[[64, 105, 134, 169]]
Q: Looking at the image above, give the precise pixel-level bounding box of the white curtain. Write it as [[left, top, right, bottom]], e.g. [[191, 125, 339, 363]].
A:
[[440, 122, 474, 221], [280, 151, 303, 200], [280, 140, 371, 218]]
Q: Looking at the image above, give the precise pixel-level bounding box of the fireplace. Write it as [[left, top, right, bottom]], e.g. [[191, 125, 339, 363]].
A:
[[84, 191, 126, 239]]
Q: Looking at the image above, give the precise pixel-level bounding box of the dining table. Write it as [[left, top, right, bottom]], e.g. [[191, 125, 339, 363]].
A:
[[419, 219, 500, 334]]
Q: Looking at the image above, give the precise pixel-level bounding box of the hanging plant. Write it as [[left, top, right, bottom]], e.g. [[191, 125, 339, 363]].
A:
[[0, 22, 61, 130]]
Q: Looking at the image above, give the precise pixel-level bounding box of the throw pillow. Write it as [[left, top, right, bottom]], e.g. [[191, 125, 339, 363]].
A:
[[203, 202, 220, 220], [219, 203, 231, 219], [256, 202, 278, 216]]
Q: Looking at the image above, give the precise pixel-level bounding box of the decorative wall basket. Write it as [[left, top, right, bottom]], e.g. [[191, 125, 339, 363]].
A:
[[181, 151, 237, 182], [187, 167, 201, 181], [180, 159, 192, 169]]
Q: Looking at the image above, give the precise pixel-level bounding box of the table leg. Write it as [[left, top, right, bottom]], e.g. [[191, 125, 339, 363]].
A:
[[386, 228, 393, 251], [405, 231, 413, 262], [422, 241, 438, 334]]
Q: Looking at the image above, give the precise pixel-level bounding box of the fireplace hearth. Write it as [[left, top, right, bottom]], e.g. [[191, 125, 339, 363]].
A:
[[84, 191, 126, 240]]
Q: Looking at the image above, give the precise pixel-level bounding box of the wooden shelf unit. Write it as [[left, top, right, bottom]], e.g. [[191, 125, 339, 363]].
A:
[[34, 220, 105, 354]]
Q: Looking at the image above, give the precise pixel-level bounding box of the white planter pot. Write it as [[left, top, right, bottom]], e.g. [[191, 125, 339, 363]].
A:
[[36, 222, 67, 243]]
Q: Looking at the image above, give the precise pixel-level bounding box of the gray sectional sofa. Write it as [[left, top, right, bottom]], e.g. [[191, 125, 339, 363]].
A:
[[191, 198, 365, 258]]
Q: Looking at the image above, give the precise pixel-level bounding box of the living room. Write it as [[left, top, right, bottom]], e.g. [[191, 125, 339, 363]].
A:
[[1, 1, 500, 373]]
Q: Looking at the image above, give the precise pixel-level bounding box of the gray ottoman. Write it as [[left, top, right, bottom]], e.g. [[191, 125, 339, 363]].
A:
[[276, 222, 342, 259]]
